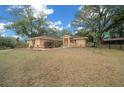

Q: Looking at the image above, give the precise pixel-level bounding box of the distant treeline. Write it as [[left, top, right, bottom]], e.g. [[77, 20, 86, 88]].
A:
[[0, 36, 27, 50]]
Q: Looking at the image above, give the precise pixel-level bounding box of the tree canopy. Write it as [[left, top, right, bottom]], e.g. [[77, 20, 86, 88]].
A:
[[72, 5, 124, 47], [5, 6, 48, 38]]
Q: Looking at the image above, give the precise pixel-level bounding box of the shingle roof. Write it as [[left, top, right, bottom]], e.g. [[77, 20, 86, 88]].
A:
[[63, 35, 88, 40], [103, 38, 124, 41], [29, 36, 62, 41], [29, 35, 88, 41]]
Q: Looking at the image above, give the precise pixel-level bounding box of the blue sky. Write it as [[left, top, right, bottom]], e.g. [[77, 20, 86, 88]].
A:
[[47, 5, 80, 27], [0, 5, 81, 38]]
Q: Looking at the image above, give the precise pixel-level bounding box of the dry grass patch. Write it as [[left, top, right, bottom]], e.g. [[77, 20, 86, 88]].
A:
[[0, 48, 124, 86]]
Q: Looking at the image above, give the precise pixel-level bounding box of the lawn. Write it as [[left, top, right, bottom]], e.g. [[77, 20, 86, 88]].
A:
[[0, 48, 124, 87]]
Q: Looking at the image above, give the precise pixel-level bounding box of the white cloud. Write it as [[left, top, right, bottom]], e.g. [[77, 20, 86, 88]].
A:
[[58, 27, 63, 31], [31, 5, 54, 18], [78, 6, 84, 10], [31, 5, 54, 15], [77, 27, 83, 30], [48, 21, 63, 31], [67, 24, 71, 28], [11, 35, 20, 38], [1, 33, 6, 37], [74, 31, 78, 34], [7, 5, 54, 19], [7, 5, 25, 11], [1, 33, 22, 39], [54, 21, 62, 25], [7, 22, 13, 25], [0, 22, 13, 32], [55, 26, 63, 31], [0, 23, 5, 32]]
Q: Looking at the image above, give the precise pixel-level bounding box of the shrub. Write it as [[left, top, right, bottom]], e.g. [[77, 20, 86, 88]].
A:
[[16, 41, 28, 48], [54, 41, 62, 47], [44, 40, 53, 48], [0, 37, 16, 49], [44, 40, 62, 48]]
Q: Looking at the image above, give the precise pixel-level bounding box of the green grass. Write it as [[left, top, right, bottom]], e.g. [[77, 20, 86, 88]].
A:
[[0, 48, 124, 87]]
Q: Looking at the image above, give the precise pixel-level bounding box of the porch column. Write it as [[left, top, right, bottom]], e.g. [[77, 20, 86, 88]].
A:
[[63, 38, 65, 48], [68, 37, 70, 47]]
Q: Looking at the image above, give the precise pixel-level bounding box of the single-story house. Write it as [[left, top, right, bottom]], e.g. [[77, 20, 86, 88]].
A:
[[27, 35, 87, 48]]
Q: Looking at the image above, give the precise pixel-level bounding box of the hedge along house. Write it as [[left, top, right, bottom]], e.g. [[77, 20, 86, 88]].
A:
[[27, 36, 62, 48], [63, 35, 87, 48]]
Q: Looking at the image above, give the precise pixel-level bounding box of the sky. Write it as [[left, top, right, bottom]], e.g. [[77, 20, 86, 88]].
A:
[[0, 5, 81, 38]]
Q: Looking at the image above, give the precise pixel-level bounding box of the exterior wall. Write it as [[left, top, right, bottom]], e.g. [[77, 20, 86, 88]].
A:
[[40, 39, 45, 48], [34, 39, 45, 48], [70, 42, 76, 47], [75, 39, 86, 47], [28, 40, 33, 48], [63, 36, 87, 48], [28, 39, 45, 48]]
